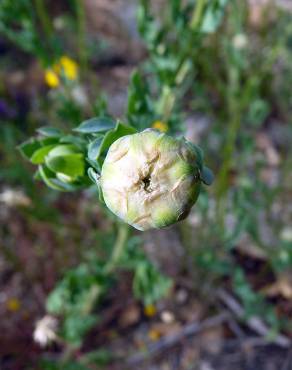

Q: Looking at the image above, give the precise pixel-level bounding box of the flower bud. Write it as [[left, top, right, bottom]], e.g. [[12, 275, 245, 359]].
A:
[[100, 129, 210, 231]]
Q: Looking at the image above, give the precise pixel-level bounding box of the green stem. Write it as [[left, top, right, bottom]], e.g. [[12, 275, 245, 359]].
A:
[[60, 223, 129, 363], [215, 66, 241, 228], [34, 0, 53, 43], [74, 0, 88, 73], [105, 224, 130, 273], [190, 0, 206, 30]]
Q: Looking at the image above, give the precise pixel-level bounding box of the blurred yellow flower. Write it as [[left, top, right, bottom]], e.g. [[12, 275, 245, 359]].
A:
[[58, 56, 78, 81], [45, 69, 60, 88], [144, 304, 157, 317], [45, 56, 78, 88], [7, 298, 21, 312], [152, 120, 168, 132], [148, 328, 161, 341]]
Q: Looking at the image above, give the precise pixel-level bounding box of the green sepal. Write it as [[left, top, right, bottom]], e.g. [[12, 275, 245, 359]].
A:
[[87, 167, 100, 186], [87, 167, 104, 203], [200, 166, 214, 186], [186, 141, 204, 170], [86, 158, 101, 173], [73, 117, 116, 134]]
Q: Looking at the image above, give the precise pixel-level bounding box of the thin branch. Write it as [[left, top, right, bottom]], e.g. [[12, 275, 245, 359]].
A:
[[217, 288, 291, 348], [127, 312, 230, 365]]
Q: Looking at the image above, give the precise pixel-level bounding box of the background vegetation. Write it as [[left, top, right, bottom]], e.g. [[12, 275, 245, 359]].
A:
[[0, 0, 292, 369]]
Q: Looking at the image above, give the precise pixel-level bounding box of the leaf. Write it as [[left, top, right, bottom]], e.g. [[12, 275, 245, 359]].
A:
[[60, 135, 87, 149], [73, 117, 116, 134], [88, 136, 103, 161], [50, 178, 81, 192], [97, 122, 137, 164], [36, 126, 62, 137], [81, 349, 112, 366], [30, 144, 56, 164], [38, 165, 68, 191], [47, 144, 80, 158], [201, 0, 229, 34], [133, 261, 172, 305], [46, 154, 85, 177], [201, 166, 214, 186], [62, 314, 97, 347], [18, 138, 41, 160]]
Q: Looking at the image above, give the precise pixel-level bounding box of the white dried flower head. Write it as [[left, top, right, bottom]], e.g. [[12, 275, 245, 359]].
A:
[[100, 129, 203, 231], [232, 33, 248, 50], [0, 188, 31, 207], [33, 315, 58, 347]]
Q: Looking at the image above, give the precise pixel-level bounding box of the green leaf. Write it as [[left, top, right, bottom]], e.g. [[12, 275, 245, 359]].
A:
[[50, 178, 81, 192], [60, 135, 87, 149], [88, 136, 103, 161], [74, 117, 116, 134], [97, 122, 137, 164], [36, 126, 62, 137], [47, 144, 80, 158], [201, 166, 214, 186], [30, 145, 56, 164], [38, 165, 68, 191], [201, 0, 229, 33], [62, 314, 97, 347], [46, 154, 85, 177], [81, 349, 112, 366], [18, 138, 41, 160]]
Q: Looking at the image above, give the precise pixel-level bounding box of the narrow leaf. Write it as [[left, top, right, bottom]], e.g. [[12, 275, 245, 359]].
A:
[[37, 126, 62, 137], [97, 122, 137, 164], [73, 117, 116, 134], [88, 136, 103, 161]]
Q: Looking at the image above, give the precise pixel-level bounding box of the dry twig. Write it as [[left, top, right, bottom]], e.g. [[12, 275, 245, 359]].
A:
[[127, 312, 230, 365], [217, 289, 291, 349]]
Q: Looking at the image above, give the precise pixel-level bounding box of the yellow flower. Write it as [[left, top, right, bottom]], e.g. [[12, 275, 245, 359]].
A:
[[152, 120, 168, 132], [45, 56, 78, 88], [7, 298, 21, 312], [59, 56, 78, 81], [144, 304, 157, 317], [45, 69, 60, 88], [148, 328, 161, 341]]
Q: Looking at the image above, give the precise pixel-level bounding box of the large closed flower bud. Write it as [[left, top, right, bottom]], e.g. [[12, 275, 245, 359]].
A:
[[100, 129, 211, 231]]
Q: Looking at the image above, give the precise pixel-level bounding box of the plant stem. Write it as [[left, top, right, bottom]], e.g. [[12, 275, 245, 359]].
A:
[[74, 0, 88, 73], [106, 224, 130, 273], [215, 66, 241, 229], [190, 0, 206, 30], [34, 0, 53, 44]]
